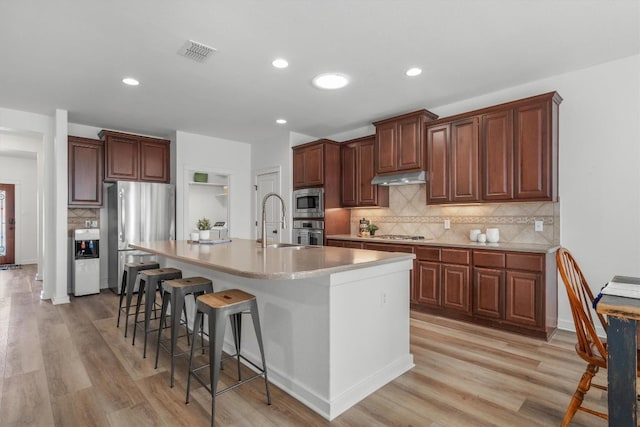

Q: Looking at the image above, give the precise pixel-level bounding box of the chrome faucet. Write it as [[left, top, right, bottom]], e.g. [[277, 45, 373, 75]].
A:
[[260, 192, 287, 248]]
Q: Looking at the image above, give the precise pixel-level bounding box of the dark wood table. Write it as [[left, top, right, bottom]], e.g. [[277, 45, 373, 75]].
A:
[[596, 275, 640, 427]]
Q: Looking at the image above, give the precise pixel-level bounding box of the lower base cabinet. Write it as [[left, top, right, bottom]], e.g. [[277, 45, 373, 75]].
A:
[[327, 238, 557, 339]]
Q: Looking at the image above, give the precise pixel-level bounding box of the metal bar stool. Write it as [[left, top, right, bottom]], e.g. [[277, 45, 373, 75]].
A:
[[186, 289, 271, 426], [154, 276, 214, 387], [132, 267, 182, 358], [116, 261, 160, 338]]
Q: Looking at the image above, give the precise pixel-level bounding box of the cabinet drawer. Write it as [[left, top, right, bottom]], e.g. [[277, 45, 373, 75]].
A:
[[442, 248, 470, 265], [343, 241, 364, 249], [363, 243, 414, 253], [415, 246, 440, 261], [473, 251, 505, 268], [506, 253, 544, 272]]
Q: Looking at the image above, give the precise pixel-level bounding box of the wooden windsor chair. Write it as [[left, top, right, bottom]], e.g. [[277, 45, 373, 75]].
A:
[[557, 247, 640, 426]]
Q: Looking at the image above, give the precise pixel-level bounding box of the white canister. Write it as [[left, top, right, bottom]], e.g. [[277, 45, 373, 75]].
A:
[[486, 228, 500, 243], [190, 231, 200, 242], [469, 229, 481, 242], [477, 233, 487, 243]]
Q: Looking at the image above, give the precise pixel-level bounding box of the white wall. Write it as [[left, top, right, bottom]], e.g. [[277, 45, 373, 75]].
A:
[[251, 131, 318, 241], [0, 154, 38, 264], [414, 54, 640, 331], [175, 131, 252, 239], [0, 107, 56, 300]]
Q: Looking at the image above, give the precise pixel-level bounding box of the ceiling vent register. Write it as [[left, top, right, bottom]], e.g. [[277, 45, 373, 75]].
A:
[[178, 40, 216, 63]]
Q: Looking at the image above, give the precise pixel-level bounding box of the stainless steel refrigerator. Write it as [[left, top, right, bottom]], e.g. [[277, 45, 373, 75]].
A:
[[107, 181, 175, 294]]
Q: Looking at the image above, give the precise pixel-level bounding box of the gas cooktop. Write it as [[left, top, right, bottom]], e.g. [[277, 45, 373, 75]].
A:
[[371, 234, 426, 241]]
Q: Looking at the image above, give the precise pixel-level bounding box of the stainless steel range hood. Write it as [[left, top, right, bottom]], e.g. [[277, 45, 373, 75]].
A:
[[371, 170, 426, 186]]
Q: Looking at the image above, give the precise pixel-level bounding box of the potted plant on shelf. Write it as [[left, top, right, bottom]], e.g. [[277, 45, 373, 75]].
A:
[[368, 224, 379, 236], [197, 217, 211, 241]]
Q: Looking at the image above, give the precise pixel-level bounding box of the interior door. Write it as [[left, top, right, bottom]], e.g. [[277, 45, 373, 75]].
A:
[[0, 184, 16, 265], [255, 171, 281, 243]]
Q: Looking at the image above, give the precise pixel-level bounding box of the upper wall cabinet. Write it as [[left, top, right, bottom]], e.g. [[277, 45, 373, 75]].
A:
[[426, 117, 480, 204], [373, 109, 438, 175], [341, 135, 389, 207], [99, 130, 170, 183], [426, 91, 562, 204], [292, 139, 342, 208], [68, 136, 104, 207]]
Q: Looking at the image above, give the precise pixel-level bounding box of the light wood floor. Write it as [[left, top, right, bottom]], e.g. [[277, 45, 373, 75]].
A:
[[0, 265, 608, 426]]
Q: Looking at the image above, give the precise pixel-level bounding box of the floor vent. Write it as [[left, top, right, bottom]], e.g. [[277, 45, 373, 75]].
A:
[[178, 40, 216, 63]]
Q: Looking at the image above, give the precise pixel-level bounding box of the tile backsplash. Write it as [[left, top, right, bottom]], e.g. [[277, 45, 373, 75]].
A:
[[351, 185, 559, 245], [68, 208, 100, 236]]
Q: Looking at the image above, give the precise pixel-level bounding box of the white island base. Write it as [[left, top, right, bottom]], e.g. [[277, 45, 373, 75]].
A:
[[163, 256, 414, 420]]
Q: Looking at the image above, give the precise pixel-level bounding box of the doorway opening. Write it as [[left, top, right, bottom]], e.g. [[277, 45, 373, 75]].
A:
[[255, 169, 282, 243], [0, 183, 16, 266]]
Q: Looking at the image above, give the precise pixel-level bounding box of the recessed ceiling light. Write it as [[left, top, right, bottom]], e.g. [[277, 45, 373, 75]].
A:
[[405, 67, 422, 77], [276, 118, 287, 124], [312, 73, 349, 90], [122, 77, 140, 86], [272, 58, 289, 69]]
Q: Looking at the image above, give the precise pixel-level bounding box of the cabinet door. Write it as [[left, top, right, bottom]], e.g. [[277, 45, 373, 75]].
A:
[[514, 101, 550, 200], [68, 137, 103, 206], [505, 270, 542, 327], [397, 116, 422, 171], [482, 109, 513, 200], [358, 138, 380, 205], [375, 122, 397, 174], [341, 143, 357, 207], [105, 135, 139, 181], [139, 139, 170, 183], [426, 124, 450, 203], [450, 117, 479, 202], [304, 144, 324, 186], [473, 267, 504, 319], [293, 149, 306, 188], [416, 261, 441, 307], [442, 264, 471, 313]]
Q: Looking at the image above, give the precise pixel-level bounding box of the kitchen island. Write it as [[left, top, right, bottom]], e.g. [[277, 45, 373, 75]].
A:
[[129, 239, 415, 421]]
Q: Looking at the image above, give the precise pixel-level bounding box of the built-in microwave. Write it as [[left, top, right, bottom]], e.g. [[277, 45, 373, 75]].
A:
[[293, 188, 324, 218]]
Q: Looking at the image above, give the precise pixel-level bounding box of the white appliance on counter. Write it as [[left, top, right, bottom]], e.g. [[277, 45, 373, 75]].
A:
[[107, 181, 175, 294], [72, 228, 100, 296]]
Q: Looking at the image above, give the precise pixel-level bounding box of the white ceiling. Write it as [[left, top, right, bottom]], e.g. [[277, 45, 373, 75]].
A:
[[0, 0, 638, 146]]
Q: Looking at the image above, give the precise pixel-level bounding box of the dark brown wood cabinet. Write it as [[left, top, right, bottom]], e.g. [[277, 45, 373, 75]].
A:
[[427, 92, 561, 205], [292, 139, 340, 192], [341, 135, 388, 207], [293, 143, 324, 188], [99, 130, 170, 183], [481, 110, 513, 200], [415, 246, 471, 313], [514, 100, 554, 200], [68, 136, 104, 206], [426, 118, 480, 204], [373, 109, 438, 175], [472, 249, 555, 338], [329, 237, 557, 339], [139, 139, 170, 182]]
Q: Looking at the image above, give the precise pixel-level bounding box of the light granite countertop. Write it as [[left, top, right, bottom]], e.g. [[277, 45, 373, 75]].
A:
[[327, 234, 559, 254], [129, 239, 415, 280]]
